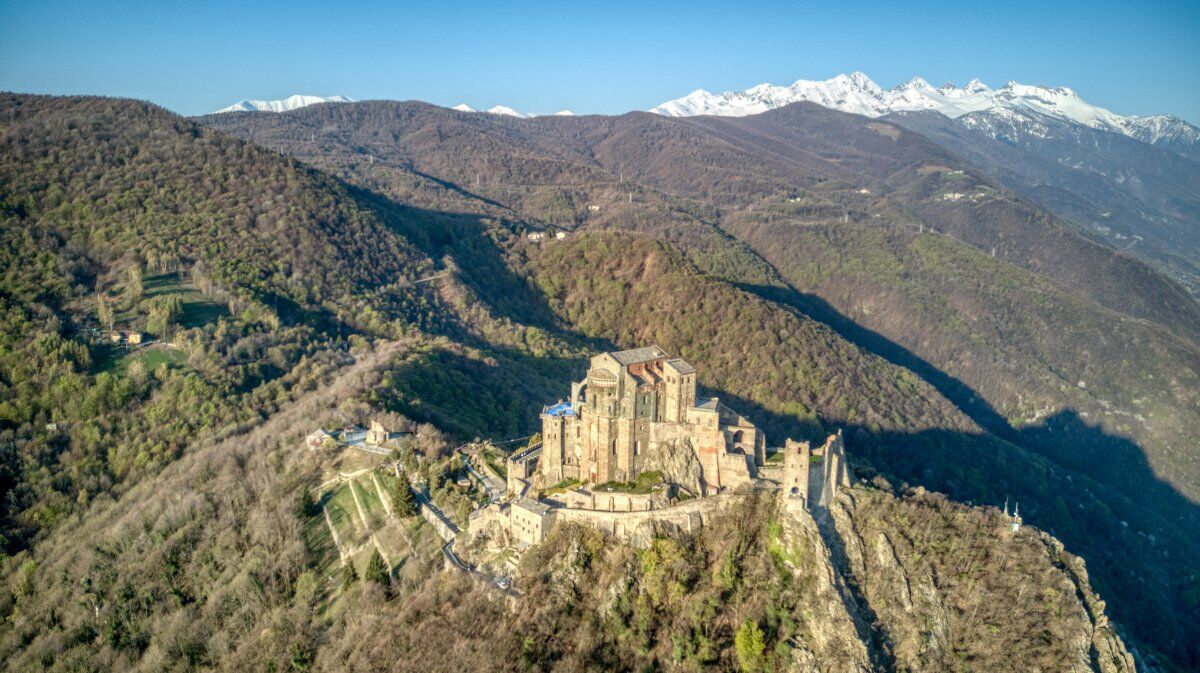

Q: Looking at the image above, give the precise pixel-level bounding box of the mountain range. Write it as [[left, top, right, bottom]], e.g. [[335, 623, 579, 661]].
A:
[[650, 72, 1200, 157], [650, 74, 1200, 295]]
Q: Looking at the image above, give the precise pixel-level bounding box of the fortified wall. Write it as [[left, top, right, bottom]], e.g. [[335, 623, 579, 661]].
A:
[[552, 493, 742, 544]]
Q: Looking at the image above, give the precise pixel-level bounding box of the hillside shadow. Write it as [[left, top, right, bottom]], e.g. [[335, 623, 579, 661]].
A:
[[732, 280, 1200, 525], [736, 282, 1016, 441], [346, 184, 567, 335]]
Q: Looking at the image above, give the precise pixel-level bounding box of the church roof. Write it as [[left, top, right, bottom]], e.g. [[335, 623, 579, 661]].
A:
[[610, 345, 667, 365], [694, 397, 720, 411]]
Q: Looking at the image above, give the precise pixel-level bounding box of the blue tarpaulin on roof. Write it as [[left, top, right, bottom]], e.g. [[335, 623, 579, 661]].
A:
[[545, 401, 575, 416]]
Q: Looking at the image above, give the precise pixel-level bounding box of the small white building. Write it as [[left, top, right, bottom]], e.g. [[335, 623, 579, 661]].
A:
[[527, 232, 545, 242], [307, 428, 333, 451]]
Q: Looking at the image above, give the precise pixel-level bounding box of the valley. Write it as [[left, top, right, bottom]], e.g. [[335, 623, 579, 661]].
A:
[[0, 85, 1197, 672]]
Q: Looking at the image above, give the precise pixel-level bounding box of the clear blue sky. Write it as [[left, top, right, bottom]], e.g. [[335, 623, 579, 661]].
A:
[[2, 0, 1198, 122]]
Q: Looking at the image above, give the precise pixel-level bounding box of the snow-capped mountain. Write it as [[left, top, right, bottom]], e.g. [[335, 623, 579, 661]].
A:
[[651, 73, 1199, 155], [213, 94, 353, 114], [452, 104, 574, 118], [486, 105, 527, 118]]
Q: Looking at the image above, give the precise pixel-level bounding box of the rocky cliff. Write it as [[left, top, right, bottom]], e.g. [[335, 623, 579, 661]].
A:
[[423, 487, 1138, 673]]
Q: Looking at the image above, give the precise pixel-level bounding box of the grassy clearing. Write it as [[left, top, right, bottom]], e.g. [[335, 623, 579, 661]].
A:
[[596, 470, 664, 494], [543, 478, 582, 496], [143, 272, 227, 328], [98, 343, 189, 375], [351, 477, 386, 530], [325, 483, 363, 539], [303, 501, 339, 575]]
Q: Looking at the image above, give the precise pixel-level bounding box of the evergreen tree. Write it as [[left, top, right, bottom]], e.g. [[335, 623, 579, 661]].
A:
[[297, 489, 315, 517], [340, 561, 359, 590], [364, 549, 389, 587], [392, 472, 418, 517], [96, 294, 113, 332]]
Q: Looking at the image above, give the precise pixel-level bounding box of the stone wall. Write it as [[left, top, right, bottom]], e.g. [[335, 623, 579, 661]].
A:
[[552, 494, 744, 545], [546, 487, 671, 512]]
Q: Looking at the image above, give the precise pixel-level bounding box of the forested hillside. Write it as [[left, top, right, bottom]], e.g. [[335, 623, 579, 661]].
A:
[[203, 101, 1200, 342], [0, 94, 432, 555], [0, 92, 1185, 670]]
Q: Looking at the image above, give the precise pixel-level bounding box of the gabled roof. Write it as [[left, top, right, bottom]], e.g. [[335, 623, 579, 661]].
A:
[[610, 345, 667, 366], [694, 397, 720, 412]]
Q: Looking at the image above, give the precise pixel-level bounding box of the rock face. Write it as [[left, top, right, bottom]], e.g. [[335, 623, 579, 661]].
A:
[[639, 436, 705, 495], [825, 488, 1136, 673], [501, 488, 1135, 672]]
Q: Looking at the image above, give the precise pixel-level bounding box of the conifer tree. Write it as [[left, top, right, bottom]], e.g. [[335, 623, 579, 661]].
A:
[[364, 549, 389, 587], [392, 471, 418, 517], [341, 561, 359, 590], [298, 489, 315, 517]]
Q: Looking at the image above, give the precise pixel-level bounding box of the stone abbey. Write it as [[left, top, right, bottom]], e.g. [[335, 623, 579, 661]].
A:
[[464, 345, 850, 552], [539, 346, 764, 493]]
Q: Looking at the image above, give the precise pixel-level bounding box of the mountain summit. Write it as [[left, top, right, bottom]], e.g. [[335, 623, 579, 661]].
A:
[[212, 94, 354, 114], [651, 73, 1199, 154]]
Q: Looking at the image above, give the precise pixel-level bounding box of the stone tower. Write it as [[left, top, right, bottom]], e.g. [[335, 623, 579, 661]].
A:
[[782, 438, 811, 501]]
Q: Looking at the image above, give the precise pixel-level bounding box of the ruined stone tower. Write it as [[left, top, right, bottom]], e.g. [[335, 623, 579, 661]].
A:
[[781, 430, 850, 511]]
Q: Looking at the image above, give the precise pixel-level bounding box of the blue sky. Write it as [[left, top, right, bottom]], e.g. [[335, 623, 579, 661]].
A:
[[2, 0, 1198, 122]]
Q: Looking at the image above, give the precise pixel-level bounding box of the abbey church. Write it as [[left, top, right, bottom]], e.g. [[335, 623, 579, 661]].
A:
[[540, 346, 765, 493]]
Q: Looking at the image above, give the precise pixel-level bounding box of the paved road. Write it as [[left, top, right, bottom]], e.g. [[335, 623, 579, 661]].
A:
[[461, 455, 506, 503], [442, 540, 517, 596]]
